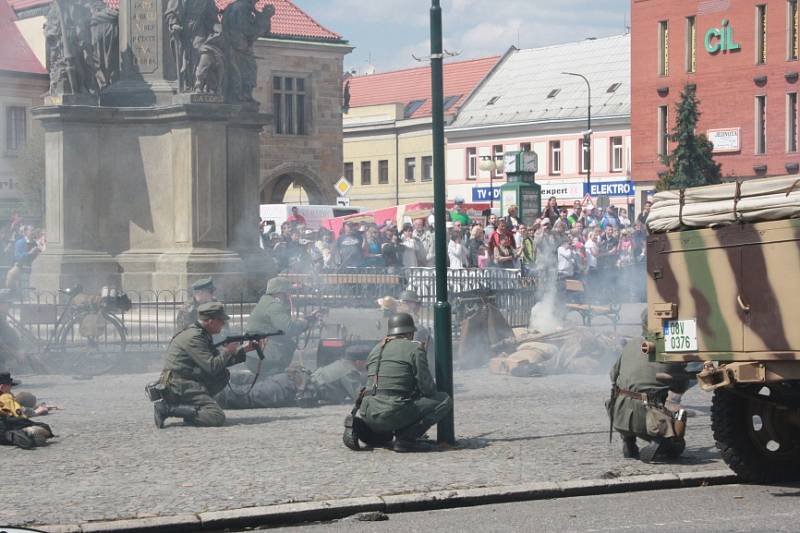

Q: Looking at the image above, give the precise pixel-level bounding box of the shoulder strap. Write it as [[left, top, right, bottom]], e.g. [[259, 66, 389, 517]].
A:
[[371, 336, 392, 396]]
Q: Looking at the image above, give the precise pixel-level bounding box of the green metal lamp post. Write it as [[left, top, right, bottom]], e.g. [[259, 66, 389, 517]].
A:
[[430, 0, 455, 445], [562, 71, 592, 187]]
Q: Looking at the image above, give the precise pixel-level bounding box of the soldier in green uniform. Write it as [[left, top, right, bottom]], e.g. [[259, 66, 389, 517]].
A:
[[357, 313, 452, 452], [608, 329, 692, 462], [245, 277, 319, 375], [153, 302, 260, 428], [175, 278, 217, 331], [0, 289, 21, 371], [216, 346, 366, 409]]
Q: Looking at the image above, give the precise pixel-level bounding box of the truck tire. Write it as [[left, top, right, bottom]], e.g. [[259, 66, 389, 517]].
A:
[[711, 388, 800, 482]]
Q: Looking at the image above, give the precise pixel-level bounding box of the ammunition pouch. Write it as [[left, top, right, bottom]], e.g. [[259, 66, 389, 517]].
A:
[[645, 406, 687, 439], [145, 382, 166, 402]]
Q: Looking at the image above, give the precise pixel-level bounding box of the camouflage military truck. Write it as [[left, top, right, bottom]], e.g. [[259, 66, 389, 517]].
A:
[[643, 175, 800, 481]]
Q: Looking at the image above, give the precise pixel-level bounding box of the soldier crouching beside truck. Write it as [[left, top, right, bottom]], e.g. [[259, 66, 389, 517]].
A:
[[607, 314, 691, 463], [148, 302, 262, 428]]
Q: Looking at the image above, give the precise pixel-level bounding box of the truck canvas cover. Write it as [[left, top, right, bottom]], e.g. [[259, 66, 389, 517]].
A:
[[646, 175, 800, 233]]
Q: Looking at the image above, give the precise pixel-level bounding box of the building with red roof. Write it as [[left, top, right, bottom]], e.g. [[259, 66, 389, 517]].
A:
[[0, 0, 48, 215], [343, 55, 501, 208], [5, 0, 351, 206]]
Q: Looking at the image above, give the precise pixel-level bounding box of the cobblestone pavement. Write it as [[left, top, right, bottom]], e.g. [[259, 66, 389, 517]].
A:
[[3, 363, 725, 527]]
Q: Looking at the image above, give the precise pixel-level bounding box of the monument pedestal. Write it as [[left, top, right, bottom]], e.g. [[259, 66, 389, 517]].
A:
[[32, 102, 272, 297]]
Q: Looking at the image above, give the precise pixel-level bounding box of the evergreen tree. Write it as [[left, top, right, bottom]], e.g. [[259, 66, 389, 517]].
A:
[[657, 84, 722, 191]]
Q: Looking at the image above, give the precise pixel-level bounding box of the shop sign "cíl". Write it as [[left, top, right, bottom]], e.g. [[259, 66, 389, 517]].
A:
[[705, 19, 741, 54]]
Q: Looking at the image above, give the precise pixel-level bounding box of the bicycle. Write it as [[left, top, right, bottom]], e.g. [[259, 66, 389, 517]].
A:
[[8, 285, 128, 376]]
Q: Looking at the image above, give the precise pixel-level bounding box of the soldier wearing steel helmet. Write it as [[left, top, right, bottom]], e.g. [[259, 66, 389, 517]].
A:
[[356, 313, 452, 452], [245, 277, 320, 375]]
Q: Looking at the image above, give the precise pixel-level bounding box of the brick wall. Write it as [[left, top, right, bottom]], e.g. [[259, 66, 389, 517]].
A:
[[632, 0, 800, 183]]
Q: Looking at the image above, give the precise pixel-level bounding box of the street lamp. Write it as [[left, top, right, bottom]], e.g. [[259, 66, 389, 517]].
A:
[[562, 72, 592, 187], [479, 155, 505, 209]]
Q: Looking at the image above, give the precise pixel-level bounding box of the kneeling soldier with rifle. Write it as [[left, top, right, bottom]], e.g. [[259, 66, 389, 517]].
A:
[[607, 314, 691, 462], [344, 313, 452, 453], [149, 302, 265, 428]]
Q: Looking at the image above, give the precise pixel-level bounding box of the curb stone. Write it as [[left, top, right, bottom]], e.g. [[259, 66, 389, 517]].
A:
[[35, 469, 736, 533]]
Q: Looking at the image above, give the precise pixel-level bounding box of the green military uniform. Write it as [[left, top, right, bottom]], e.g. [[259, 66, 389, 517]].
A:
[[246, 277, 309, 375], [217, 358, 364, 409], [608, 336, 692, 460], [360, 337, 451, 443], [175, 278, 216, 332], [157, 303, 246, 427]]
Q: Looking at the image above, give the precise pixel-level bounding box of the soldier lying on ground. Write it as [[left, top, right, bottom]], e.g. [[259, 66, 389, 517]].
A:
[[216, 346, 366, 409], [344, 313, 452, 453], [607, 315, 691, 462], [0, 372, 55, 449], [152, 302, 262, 428]]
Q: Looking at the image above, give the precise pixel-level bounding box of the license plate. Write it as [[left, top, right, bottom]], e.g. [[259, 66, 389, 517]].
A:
[[663, 319, 698, 352]]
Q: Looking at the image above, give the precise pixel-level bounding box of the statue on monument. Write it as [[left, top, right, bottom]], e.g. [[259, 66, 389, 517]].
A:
[[221, 0, 274, 103], [44, 0, 98, 95], [193, 25, 226, 94], [89, 0, 119, 90], [165, 0, 219, 93]]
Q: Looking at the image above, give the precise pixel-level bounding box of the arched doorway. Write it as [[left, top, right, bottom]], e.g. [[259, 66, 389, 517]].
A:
[[260, 164, 333, 205]]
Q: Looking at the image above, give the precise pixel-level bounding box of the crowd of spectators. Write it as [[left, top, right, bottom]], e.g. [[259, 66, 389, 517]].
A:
[[261, 199, 652, 293]]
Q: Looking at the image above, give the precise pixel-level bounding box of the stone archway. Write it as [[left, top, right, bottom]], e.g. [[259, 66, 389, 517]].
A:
[[260, 163, 334, 205]]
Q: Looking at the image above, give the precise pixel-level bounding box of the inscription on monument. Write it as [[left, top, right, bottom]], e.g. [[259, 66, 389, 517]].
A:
[[131, 0, 159, 73]]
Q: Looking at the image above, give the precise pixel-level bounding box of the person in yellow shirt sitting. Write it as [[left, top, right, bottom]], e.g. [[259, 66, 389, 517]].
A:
[[0, 372, 54, 449]]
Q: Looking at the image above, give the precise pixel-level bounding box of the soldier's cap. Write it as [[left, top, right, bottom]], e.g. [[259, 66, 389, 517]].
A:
[[399, 289, 421, 304], [0, 288, 14, 303], [191, 278, 215, 292], [197, 301, 230, 321], [265, 276, 294, 295], [0, 372, 20, 386]]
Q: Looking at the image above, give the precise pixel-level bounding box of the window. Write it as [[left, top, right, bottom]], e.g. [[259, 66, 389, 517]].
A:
[[520, 142, 531, 152], [580, 138, 591, 174], [466, 147, 477, 180], [378, 160, 389, 184], [360, 161, 371, 185], [404, 99, 426, 118], [611, 136, 624, 171], [421, 156, 433, 181], [686, 16, 696, 73], [344, 162, 354, 183], [658, 20, 670, 76], [790, 0, 799, 60], [756, 95, 767, 154], [658, 105, 669, 156], [404, 157, 416, 182], [757, 5, 768, 64], [5, 106, 26, 153], [546, 89, 561, 98], [487, 96, 501, 105], [443, 95, 461, 111], [549, 141, 561, 175], [789, 93, 798, 152], [606, 83, 622, 93], [273, 76, 307, 135], [492, 144, 504, 177]]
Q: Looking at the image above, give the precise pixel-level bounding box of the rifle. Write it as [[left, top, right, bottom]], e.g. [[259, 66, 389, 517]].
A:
[[214, 330, 284, 360], [607, 385, 618, 443]]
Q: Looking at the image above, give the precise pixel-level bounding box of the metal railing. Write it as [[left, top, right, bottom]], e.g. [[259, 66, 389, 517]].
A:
[[8, 268, 538, 351]]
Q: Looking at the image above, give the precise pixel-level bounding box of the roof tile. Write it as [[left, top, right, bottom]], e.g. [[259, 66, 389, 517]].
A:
[[345, 56, 500, 120], [9, 0, 342, 42], [0, 0, 46, 74]]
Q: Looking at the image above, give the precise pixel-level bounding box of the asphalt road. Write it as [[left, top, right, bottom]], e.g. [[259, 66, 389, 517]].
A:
[[261, 483, 800, 533]]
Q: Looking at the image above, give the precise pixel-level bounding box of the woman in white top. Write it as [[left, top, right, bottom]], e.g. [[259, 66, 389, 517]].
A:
[[447, 229, 469, 269]]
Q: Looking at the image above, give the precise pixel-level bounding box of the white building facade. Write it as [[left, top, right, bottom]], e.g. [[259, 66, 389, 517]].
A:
[[445, 35, 638, 214]]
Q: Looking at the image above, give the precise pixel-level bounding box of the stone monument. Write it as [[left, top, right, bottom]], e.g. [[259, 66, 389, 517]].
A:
[[31, 0, 276, 296]]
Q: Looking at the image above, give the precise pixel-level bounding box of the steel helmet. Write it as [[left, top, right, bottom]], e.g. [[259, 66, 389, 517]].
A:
[[265, 277, 293, 295], [387, 312, 417, 336]]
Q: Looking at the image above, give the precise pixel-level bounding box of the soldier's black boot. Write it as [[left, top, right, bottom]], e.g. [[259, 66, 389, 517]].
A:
[[153, 400, 170, 429], [393, 423, 436, 453], [622, 436, 639, 459], [4, 429, 36, 450]]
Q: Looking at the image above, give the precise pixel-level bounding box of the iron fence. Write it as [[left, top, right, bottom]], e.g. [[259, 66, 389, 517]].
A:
[[7, 268, 537, 351]]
